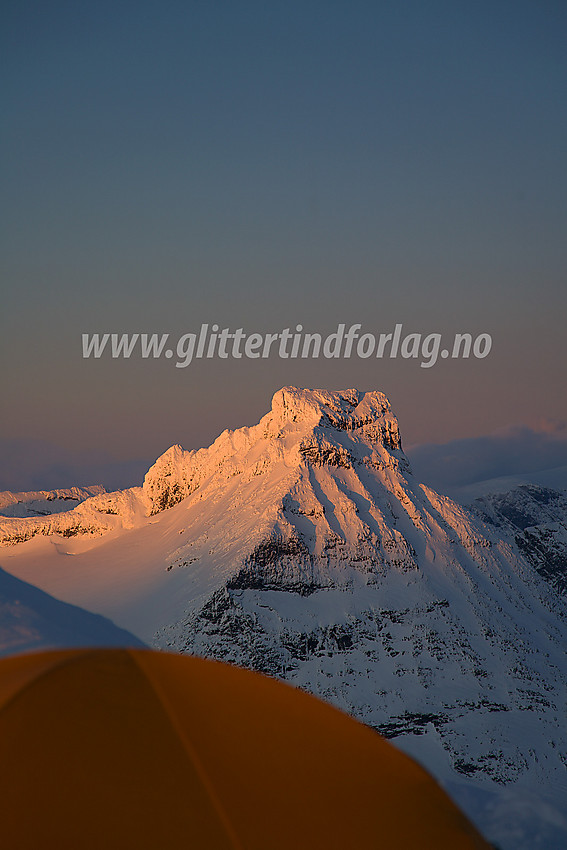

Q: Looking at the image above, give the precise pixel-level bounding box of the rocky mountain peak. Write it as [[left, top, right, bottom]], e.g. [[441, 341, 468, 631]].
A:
[[268, 386, 394, 431], [2, 387, 567, 847], [266, 386, 404, 452], [142, 388, 408, 515]]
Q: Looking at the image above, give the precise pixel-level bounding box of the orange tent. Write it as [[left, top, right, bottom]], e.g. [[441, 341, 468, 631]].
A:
[[0, 648, 490, 849]]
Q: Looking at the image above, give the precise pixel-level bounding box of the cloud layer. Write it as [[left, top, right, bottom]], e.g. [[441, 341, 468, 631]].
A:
[[407, 421, 567, 496]]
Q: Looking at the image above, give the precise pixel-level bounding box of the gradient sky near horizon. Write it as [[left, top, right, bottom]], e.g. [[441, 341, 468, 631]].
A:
[[1, 1, 566, 491]]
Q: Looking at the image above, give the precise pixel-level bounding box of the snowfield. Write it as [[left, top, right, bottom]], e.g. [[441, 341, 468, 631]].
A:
[[1, 387, 566, 849], [0, 566, 143, 656]]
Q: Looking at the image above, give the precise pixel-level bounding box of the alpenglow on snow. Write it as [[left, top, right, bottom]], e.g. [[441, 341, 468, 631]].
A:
[[1, 387, 567, 849]]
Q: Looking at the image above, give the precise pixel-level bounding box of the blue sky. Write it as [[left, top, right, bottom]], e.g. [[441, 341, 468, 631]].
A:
[[2, 1, 566, 490]]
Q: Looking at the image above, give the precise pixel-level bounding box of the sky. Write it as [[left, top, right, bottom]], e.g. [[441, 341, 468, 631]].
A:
[[1, 1, 566, 492]]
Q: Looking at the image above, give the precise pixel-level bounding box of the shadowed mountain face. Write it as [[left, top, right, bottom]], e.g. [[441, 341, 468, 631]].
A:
[[142, 391, 567, 797], [471, 485, 567, 596], [0, 567, 144, 657], [1, 388, 567, 848]]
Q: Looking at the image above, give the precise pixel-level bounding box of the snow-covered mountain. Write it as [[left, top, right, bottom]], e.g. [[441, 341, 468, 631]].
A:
[[0, 566, 144, 657], [1, 387, 566, 848], [470, 484, 567, 597], [0, 484, 148, 544], [436, 464, 567, 505], [0, 485, 106, 518]]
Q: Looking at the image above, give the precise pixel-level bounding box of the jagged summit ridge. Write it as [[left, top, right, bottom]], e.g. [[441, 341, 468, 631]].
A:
[[269, 387, 398, 435], [2, 386, 567, 846], [143, 387, 408, 514], [0, 387, 407, 540]]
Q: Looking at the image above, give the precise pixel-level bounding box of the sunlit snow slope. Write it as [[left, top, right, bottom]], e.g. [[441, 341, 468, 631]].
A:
[[1, 387, 566, 847]]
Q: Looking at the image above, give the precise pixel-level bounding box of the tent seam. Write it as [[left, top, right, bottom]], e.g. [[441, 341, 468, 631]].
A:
[[127, 650, 245, 850], [0, 647, 107, 715]]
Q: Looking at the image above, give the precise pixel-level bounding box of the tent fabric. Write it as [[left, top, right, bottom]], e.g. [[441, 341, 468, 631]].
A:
[[0, 648, 490, 849]]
